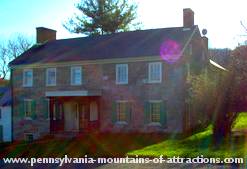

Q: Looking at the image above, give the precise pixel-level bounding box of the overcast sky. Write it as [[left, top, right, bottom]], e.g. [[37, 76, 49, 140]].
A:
[[1, 0, 247, 49]]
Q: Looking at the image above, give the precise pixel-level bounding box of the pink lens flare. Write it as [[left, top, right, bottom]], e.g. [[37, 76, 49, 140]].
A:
[[160, 39, 182, 64]]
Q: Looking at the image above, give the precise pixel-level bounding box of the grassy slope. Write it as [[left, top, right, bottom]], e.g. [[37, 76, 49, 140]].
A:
[[128, 113, 247, 158], [1, 113, 247, 158]]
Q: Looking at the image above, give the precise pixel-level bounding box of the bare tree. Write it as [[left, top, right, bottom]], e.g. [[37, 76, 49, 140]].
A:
[[0, 45, 9, 79], [0, 34, 33, 79]]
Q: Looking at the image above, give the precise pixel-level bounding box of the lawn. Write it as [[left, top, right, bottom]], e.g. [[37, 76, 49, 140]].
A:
[[1, 113, 247, 158], [0, 133, 168, 158], [127, 112, 247, 158]]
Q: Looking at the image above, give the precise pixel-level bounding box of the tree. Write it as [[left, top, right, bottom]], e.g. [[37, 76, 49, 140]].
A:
[[212, 45, 247, 146], [0, 35, 33, 79], [64, 0, 140, 36], [211, 22, 247, 146]]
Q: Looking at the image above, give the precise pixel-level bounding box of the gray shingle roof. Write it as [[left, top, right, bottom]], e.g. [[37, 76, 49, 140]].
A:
[[10, 26, 199, 66]]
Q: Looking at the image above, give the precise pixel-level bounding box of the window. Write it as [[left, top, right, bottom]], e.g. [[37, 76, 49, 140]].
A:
[[71, 66, 82, 85], [116, 64, 128, 84], [24, 100, 32, 118], [116, 101, 128, 122], [23, 69, 33, 87], [46, 68, 56, 86], [150, 101, 161, 123], [25, 133, 34, 142], [148, 62, 162, 83]]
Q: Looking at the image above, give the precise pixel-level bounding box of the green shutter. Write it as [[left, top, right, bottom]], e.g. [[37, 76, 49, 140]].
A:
[[112, 101, 117, 124], [126, 102, 132, 123], [144, 101, 150, 124], [31, 100, 37, 119], [19, 100, 25, 118], [42, 98, 49, 119], [160, 101, 167, 128]]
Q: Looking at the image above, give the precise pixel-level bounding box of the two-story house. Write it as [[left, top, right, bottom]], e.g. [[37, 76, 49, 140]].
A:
[[10, 8, 209, 140]]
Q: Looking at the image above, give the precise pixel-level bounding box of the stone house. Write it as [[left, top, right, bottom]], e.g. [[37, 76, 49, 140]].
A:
[[10, 8, 209, 140]]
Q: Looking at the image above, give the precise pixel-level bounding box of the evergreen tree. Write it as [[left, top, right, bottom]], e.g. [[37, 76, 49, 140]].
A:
[[64, 0, 140, 36]]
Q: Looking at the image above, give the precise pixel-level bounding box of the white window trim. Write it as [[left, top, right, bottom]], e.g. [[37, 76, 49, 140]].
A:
[[23, 69, 33, 87], [149, 100, 162, 103], [115, 121, 128, 125], [46, 68, 56, 86], [148, 122, 162, 127], [149, 100, 162, 125], [70, 66, 82, 86], [116, 64, 128, 85], [148, 62, 162, 83], [24, 99, 33, 120]]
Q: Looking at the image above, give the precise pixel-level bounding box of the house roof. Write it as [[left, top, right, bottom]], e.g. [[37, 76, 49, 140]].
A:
[[209, 48, 231, 67], [10, 26, 199, 66], [209, 59, 227, 71], [0, 87, 11, 106]]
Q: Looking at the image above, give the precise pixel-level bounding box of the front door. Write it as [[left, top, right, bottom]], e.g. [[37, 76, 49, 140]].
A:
[[64, 102, 79, 131], [50, 100, 64, 132]]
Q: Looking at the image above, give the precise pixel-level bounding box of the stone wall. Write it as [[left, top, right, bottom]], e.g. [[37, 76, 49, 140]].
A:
[[12, 60, 186, 140]]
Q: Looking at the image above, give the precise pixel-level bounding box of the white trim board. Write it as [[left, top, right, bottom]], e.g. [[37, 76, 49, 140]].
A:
[[45, 90, 102, 97]]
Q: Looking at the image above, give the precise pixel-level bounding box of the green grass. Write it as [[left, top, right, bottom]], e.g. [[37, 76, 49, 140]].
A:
[[233, 113, 247, 129], [1, 113, 247, 158], [0, 133, 167, 158], [127, 113, 247, 158]]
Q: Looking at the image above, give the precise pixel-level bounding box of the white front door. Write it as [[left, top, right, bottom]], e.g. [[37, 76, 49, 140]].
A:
[[90, 101, 98, 121], [64, 102, 79, 131]]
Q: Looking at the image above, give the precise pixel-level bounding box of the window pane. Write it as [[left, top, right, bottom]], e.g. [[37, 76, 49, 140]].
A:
[[71, 67, 81, 85], [24, 100, 32, 117], [117, 102, 127, 121], [24, 70, 32, 86], [116, 64, 128, 84], [47, 69, 56, 85], [149, 63, 161, 82], [150, 102, 161, 123]]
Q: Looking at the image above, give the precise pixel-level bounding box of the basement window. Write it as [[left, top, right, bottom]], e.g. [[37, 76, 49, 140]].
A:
[[25, 133, 34, 143]]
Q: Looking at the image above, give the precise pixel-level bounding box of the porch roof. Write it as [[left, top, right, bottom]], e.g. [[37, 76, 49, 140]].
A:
[[45, 90, 102, 97]]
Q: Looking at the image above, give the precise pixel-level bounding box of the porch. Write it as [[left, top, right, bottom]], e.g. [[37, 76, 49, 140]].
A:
[[46, 91, 101, 134]]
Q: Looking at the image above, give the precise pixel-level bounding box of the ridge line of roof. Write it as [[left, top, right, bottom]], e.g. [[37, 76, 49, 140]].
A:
[[53, 25, 199, 42]]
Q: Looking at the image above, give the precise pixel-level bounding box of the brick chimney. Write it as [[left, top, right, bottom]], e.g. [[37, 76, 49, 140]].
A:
[[36, 27, 56, 43], [183, 8, 194, 27]]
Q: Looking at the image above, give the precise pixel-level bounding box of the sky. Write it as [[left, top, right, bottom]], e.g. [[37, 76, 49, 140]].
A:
[[1, 0, 247, 49]]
